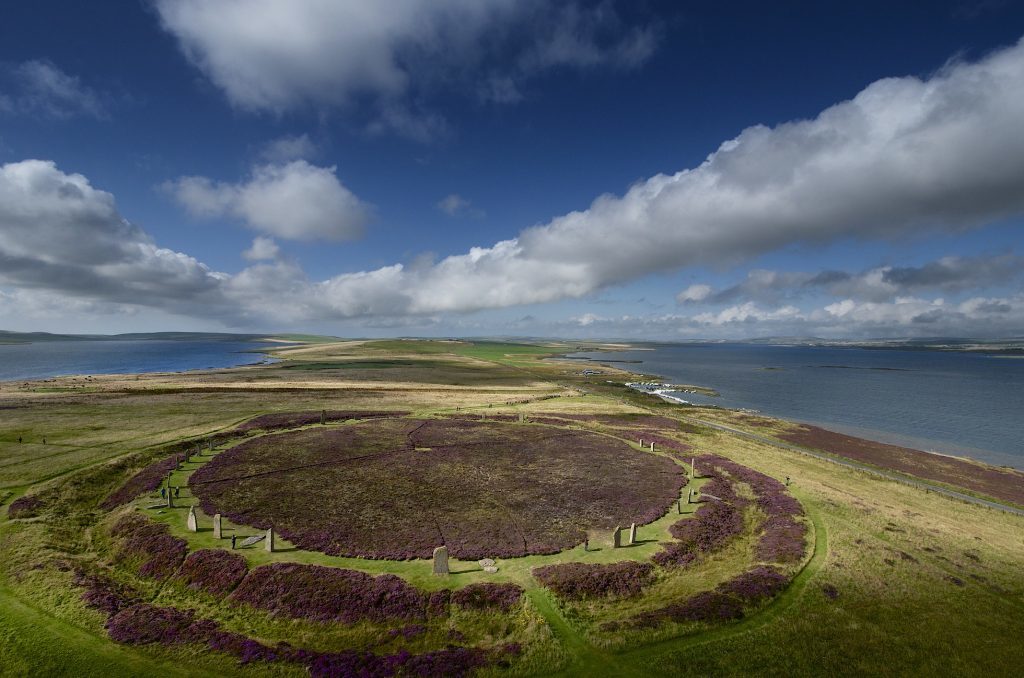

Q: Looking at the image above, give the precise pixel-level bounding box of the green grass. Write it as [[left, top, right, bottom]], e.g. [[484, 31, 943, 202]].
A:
[[2, 337, 1023, 676]]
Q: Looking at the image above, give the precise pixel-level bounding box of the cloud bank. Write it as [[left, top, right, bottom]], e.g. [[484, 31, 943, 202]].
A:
[[3, 38, 1024, 337]]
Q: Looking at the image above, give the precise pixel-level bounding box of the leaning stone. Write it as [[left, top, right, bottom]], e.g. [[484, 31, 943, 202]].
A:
[[265, 528, 275, 552], [628, 523, 637, 545], [433, 546, 449, 575], [186, 505, 198, 532], [213, 513, 222, 539], [612, 526, 622, 548]]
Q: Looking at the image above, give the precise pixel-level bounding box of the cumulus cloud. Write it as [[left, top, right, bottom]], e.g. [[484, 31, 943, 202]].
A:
[[154, 0, 657, 134], [0, 60, 107, 119], [0, 160, 224, 314], [679, 254, 1024, 306], [165, 160, 370, 241], [5, 38, 1024, 337], [250, 37, 1024, 318], [242, 236, 280, 261]]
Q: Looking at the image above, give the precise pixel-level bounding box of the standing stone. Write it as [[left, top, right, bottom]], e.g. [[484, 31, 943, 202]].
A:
[[678, 498, 683, 514], [265, 528, 275, 552], [432, 546, 449, 575], [628, 523, 637, 545], [187, 505, 198, 532], [691, 458, 697, 478], [321, 409, 327, 425], [612, 526, 622, 548], [639, 438, 644, 447], [184, 450, 190, 465], [650, 442, 655, 451], [213, 513, 222, 539], [208, 438, 213, 452], [688, 488, 694, 504]]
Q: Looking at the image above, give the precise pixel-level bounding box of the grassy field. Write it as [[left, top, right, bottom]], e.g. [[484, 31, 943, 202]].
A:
[[1, 338, 1022, 676]]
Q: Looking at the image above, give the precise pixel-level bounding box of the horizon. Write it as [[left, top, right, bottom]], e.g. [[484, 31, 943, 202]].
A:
[[2, 2, 1023, 340]]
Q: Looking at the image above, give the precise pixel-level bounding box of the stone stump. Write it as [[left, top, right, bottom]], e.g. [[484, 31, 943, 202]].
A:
[[213, 513, 222, 539], [650, 442, 655, 451], [265, 528, 275, 552], [186, 505, 198, 532], [639, 438, 644, 447], [628, 523, 637, 545], [612, 526, 622, 548], [688, 488, 694, 504], [433, 546, 449, 575]]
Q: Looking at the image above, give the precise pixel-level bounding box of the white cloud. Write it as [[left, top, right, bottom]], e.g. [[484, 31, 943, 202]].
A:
[[436, 193, 483, 217], [242, 236, 280, 261], [154, 0, 658, 135], [262, 37, 1024, 318], [0, 160, 224, 314], [676, 284, 712, 303], [0, 61, 107, 119], [678, 254, 1024, 306], [260, 134, 316, 162], [165, 160, 370, 241]]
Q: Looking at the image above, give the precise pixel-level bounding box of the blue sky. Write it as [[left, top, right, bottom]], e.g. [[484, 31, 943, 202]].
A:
[[1, 1, 1023, 339]]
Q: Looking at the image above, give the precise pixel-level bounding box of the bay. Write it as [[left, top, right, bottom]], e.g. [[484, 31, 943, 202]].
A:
[[569, 343, 1024, 469], [0, 339, 275, 382]]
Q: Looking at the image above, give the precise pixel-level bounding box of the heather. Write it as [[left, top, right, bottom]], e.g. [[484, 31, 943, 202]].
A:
[[634, 591, 745, 627], [100, 453, 183, 510], [533, 561, 655, 599], [229, 563, 430, 623], [716, 566, 789, 602], [7, 494, 43, 519], [781, 423, 1024, 507], [450, 582, 524, 612], [176, 549, 248, 595], [235, 410, 406, 432], [110, 513, 187, 580], [192, 418, 684, 559], [74, 569, 141, 616]]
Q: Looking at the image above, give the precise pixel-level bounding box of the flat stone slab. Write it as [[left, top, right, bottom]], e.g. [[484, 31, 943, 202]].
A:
[[240, 534, 265, 547], [478, 558, 496, 568], [483, 566, 498, 573]]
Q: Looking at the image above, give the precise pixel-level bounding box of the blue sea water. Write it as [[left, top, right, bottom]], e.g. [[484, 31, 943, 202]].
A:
[[569, 344, 1024, 468], [0, 340, 274, 382]]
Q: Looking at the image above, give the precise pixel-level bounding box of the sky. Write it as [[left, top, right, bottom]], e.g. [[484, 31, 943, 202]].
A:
[[1, 0, 1023, 340]]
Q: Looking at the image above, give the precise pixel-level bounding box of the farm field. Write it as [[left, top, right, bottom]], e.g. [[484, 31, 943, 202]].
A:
[[1, 338, 1023, 677]]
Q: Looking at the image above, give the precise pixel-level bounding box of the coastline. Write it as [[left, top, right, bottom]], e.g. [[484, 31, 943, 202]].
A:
[[572, 351, 1024, 507]]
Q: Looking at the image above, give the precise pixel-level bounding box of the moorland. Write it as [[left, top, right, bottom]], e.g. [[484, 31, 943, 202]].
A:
[[1, 338, 1022, 677]]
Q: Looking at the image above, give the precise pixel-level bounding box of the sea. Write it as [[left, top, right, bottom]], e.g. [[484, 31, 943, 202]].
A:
[[568, 343, 1024, 469], [0, 339, 275, 382]]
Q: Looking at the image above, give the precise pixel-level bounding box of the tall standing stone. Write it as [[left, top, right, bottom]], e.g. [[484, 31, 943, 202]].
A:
[[321, 409, 327, 425], [187, 505, 198, 532], [208, 438, 213, 452], [628, 523, 637, 545], [613, 526, 622, 548], [688, 488, 694, 504], [265, 528, 275, 552], [184, 449, 190, 465], [213, 513, 222, 539], [650, 441, 655, 451], [639, 438, 644, 447], [167, 489, 174, 508], [433, 546, 449, 575], [692, 458, 697, 478]]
